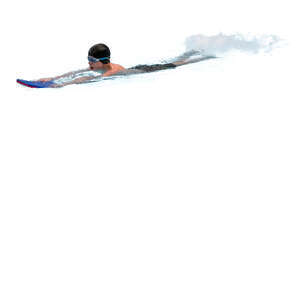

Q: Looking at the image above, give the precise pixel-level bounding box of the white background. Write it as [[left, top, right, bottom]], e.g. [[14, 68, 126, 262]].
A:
[[1, 1, 300, 300]]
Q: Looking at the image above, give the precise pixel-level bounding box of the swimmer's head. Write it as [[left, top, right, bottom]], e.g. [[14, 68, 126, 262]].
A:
[[88, 43, 111, 66]]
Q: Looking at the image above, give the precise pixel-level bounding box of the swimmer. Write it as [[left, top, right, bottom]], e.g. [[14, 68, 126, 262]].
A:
[[38, 44, 216, 87], [38, 43, 125, 87]]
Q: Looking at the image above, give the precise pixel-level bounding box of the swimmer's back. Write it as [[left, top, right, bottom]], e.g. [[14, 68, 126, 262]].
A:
[[128, 63, 177, 73]]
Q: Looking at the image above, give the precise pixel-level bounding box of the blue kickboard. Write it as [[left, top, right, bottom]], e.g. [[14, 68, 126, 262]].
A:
[[17, 79, 55, 88]]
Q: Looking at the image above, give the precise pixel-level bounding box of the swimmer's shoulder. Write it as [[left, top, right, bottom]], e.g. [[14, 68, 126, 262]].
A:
[[102, 63, 126, 77], [114, 64, 126, 72]]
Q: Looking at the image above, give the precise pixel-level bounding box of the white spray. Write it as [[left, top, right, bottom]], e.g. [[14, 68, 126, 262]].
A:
[[184, 33, 282, 56]]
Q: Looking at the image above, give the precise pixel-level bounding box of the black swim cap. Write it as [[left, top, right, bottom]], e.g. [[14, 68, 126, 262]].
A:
[[88, 43, 111, 64]]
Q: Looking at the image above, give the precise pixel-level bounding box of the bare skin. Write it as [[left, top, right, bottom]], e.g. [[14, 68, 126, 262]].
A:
[[38, 51, 216, 87], [60, 62, 126, 87], [90, 61, 125, 75], [38, 61, 125, 87]]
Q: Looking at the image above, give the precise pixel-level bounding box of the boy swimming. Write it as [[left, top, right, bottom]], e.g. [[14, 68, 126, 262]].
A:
[[38, 44, 124, 87], [38, 43, 216, 87]]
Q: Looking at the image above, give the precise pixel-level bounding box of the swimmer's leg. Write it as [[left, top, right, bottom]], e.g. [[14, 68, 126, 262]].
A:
[[172, 50, 204, 61], [172, 55, 217, 67]]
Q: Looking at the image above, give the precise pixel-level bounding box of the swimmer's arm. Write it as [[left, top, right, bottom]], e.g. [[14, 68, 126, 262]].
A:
[[55, 68, 91, 79], [38, 68, 91, 81], [61, 70, 119, 84], [52, 75, 101, 87], [52, 69, 127, 86]]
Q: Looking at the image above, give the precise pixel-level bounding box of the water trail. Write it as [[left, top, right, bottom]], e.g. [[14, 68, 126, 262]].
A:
[[184, 33, 282, 56]]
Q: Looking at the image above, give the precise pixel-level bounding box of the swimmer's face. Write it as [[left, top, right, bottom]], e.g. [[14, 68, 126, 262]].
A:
[[89, 61, 105, 70]]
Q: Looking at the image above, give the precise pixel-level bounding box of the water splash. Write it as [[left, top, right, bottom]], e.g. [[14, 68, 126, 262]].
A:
[[184, 33, 282, 56]]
